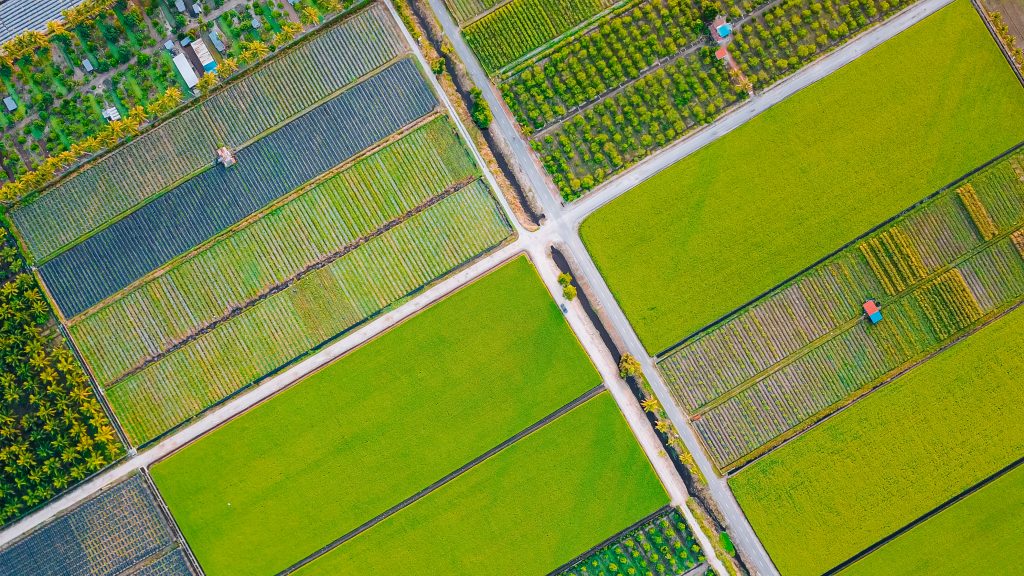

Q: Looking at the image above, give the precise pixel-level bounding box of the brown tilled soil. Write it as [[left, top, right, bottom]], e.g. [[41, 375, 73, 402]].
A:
[[984, 0, 1024, 44]]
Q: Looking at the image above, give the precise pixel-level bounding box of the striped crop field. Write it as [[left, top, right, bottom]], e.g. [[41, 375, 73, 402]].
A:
[[10, 3, 405, 263], [446, 0, 505, 24], [463, 0, 616, 72], [70, 117, 477, 386], [106, 181, 511, 445], [0, 474, 197, 576], [41, 59, 438, 320], [659, 148, 1024, 469]]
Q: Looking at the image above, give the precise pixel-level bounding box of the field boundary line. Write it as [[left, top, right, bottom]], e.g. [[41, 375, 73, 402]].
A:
[[726, 297, 1024, 476], [34, 53, 419, 270], [66, 110, 445, 327], [57, 322, 133, 451], [822, 453, 1024, 575], [692, 220, 1024, 418], [276, 384, 606, 575], [655, 137, 1024, 359], [489, 0, 630, 76], [100, 175, 480, 390], [972, 0, 1024, 86], [546, 504, 677, 575], [523, 0, 789, 137], [5, 0, 379, 218], [138, 470, 204, 576]]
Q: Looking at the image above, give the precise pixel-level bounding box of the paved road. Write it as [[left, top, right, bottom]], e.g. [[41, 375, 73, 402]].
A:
[[0, 0, 954, 572], [425, 0, 955, 573]]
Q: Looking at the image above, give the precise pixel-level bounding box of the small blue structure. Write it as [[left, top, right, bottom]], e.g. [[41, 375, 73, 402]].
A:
[[209, 28, 226, 52], [711, 15, 732, 43], [164, 40, 175, 51], [863, 300, 883, 324], [3, 96, 15, 112], [82, 58, 94, 72]]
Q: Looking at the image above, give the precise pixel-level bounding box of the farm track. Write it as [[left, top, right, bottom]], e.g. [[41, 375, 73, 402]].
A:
[[65, 111, 444, 327], [0, 2, 958, 575], [524, 0, 787, 138], [104, 176, 479, 391], [276, 385, 605, 575]]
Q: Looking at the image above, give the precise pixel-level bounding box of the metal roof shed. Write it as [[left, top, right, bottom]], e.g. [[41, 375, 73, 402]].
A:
[[3, 96, 15, 112], [172, 53, 199, 88]]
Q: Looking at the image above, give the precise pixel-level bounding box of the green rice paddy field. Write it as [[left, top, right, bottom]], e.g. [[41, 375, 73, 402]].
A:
[[581, 0, 1024, 354], [295, 393, 668, 575], [729, 303, 1024, 576], [839, 461, 1024, 576], [151, 257, 603, 576]]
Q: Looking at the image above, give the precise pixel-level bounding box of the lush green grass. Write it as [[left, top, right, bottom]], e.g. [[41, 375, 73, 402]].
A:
[[581, 0, 1024, 354], [729, 304, 1024, 576], [295, 393, 668, 575], [839, 461, 1024, 576], [150, 257, 601, 576]]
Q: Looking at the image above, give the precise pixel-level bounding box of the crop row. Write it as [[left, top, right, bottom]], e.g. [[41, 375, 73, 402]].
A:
[[695, 297, 939, 467], [134, 549, 198, 576], [463, 0, 616, 72], [557, 508, 704, 576], [859, 227, 929, 295], [729, 0, 915, 90], [970, 151, 1024, 230], [538, 51, 746, 199], [695, 237, 1024, 468], [958, 184, 999, 240], [11, 3, 405, 262], [501, 0, 708, 131], [71, 117, 476, 386], [659, 253, 880, 411], [959, 236, 1024, 312], [512, 0, 922, 199], [105, 181, 511, 445], [0, 474, 183, 576], [659, 185, 995, 414], [41, 58, 438, 320], [446, 0, 505, 24], [914, 269, 983, 341]]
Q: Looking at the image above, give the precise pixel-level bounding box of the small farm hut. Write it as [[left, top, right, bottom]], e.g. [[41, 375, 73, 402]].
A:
[[863, 300, 883, 324], [2, 96, 15, 112]]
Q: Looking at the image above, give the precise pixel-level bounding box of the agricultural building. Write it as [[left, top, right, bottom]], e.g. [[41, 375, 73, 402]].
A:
[[175, 0, 185, 12], [164, 39, 175, 51], [252, 15, 263, 29], [216, 146, 236, 167], [711, 15, 732, 44], [2, 96, 15, 112], [102, 107, 121, 122], [191, 37, 217, 72], [209, 28, 227, 52], [173, 53, 199, 88], [863, 300, 883, 324], [82, 58, 94, 72]]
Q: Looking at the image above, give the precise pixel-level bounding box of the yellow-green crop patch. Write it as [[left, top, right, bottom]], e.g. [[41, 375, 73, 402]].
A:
[[730, 302, 1024, 576], [582, 0, 1024, 354], [294, 393, 668, 575], [150, 257, 601, 576]]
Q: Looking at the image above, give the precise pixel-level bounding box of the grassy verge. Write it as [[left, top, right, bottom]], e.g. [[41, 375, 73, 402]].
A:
[[729, 303, 1024, 576], [295, 392, 668, 575], [151, 256, 600, 576], [581, 0, 1024, 353]]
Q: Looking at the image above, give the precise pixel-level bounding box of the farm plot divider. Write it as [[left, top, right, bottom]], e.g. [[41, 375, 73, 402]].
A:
[[70, 116, 478, 387], [493, 0, 926, 200], [105, 180, 512, 445], [658, 147, 1024, 470], [0, 474, 198, 576], [10, 2, 406, 263], [40, 58, 439, 321]]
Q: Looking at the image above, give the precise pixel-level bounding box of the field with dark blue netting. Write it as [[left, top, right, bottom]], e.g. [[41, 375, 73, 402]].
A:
[[0, 474, 190, 576], [133, 548, 198, 576], [41, 58, 437, 319]]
